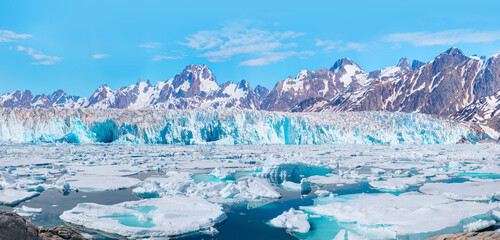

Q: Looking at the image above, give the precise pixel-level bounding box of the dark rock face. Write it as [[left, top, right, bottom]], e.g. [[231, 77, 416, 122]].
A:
[[451, 91, 500, 139], [289, 97, 328, 112], [38, 226, 87, 240], [0, 211, 87, 240], [0, 211, 39, 240], [254, 85, 270, 102], [412, 60, 425, 70], [426, 231, 500, 240]]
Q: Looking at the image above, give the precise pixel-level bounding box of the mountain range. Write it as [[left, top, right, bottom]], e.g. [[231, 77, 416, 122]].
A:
[[1, 47, 499, 139]]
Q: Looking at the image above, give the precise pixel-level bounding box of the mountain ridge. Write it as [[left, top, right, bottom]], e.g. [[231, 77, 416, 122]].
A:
[[1, 47, 499, 138]]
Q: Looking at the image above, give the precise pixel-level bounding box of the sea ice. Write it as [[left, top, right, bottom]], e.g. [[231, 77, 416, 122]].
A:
[[419, 181, 500, 201], [269, 208, 310, 233], [0, 189, 40, 206], [60, 197, 227, 239], [13, 205, 43, 217], [301, 193, 499, 239], [55, 174, 141, 192], [369, 176, 427, 191]]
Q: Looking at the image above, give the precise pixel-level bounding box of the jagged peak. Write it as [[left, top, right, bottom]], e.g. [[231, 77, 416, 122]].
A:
[[183, 64, 211, 73], [330, 57, 361, 72], [396, 57, 411, 69], [444, 47, 465, 56]]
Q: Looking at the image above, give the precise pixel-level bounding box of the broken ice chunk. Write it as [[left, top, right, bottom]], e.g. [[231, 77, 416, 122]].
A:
[[269, 208, 310, 233]]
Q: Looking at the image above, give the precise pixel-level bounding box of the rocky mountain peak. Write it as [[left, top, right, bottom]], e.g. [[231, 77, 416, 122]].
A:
[[396, 57, 411, 70], [444, 47, 465, 56], [330, 57, 358, 72]]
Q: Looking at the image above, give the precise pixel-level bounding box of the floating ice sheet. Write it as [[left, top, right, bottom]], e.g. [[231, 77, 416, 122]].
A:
[[55, 174, 141, 192], [0, 189, 40, 206], [301, 193, 499, 239], [419, 181, 500, 201], [60, 197, 227, 239]]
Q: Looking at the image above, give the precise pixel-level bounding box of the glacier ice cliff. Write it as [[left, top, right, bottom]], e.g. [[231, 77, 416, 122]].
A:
[[0, 108, 478, 145]]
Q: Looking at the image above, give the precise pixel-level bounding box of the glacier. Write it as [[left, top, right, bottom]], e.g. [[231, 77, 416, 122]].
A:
[[0, 108, 478, 145]]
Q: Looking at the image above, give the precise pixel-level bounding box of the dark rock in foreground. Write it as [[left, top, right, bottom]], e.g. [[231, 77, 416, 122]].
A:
[[0, 211, 88, 240], [426, 231, 500, 240]]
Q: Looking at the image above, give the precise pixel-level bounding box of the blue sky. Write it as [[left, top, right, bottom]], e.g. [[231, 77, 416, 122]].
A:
[[1, 0, 500, 97]]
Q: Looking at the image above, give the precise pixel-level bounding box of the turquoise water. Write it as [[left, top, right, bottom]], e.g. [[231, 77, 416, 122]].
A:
[[100, 215, 156, 228], [457, 172, 500, 179]]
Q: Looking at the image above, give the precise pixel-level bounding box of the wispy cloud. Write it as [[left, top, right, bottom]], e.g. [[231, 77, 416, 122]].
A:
[[240, 51, 314, 66], [152, 55, 182, 61], [384, 29, 500, 47], [92, 53, 109, 59], [0, 30, 32, 42], [315, 39, 365, 52], [139, 42, 162, 48], [181, 22, 304, 63], [16, 46, 60, 65]]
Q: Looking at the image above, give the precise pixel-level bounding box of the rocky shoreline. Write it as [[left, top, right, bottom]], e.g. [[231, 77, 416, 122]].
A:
[[0, 211, 88, 240]]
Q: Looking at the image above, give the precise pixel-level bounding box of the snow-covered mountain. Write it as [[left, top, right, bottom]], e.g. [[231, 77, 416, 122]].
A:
[[260, 58, 367, 111], [83, 65, 266, 110], [305, 48, 500, 117], [0, 90, 85, 109], [451, 91, 500, 139], [0, 65, 269, 110]]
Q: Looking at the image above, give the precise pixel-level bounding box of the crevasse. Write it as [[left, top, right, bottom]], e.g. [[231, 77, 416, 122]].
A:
[[0, 108, 474, 144]]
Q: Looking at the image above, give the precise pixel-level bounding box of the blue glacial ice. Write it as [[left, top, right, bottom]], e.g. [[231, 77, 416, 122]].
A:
[[0, 108, 477, 144]]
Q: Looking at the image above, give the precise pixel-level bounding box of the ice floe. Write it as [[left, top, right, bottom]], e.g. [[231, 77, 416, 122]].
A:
[[419, 181, 500, 201], [302, 193, 499, 239], [60, 197, 227, 239], [0, 189, 40, 206]]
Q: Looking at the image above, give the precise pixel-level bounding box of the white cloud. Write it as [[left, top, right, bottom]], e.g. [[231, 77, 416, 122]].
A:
[[139, 42, 162, 48], [92, 53, 109, 59], [16, 46, 60, 65], [0, 30, 31, 42], [315, 39, 365, 52], [152, 55, 181, 61], [384, 29, 500, 46], [181, 23, 304, 62], [240, 51, 314, 66]]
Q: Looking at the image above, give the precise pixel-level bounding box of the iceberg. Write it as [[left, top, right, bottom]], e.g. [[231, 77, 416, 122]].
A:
[[0, 108, 474, 145], [269, 208, 310, 233], [60, 197, 227, 239]]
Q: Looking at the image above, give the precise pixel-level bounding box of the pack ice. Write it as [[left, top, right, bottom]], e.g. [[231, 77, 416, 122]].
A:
[[0, 143, 498, 239]]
